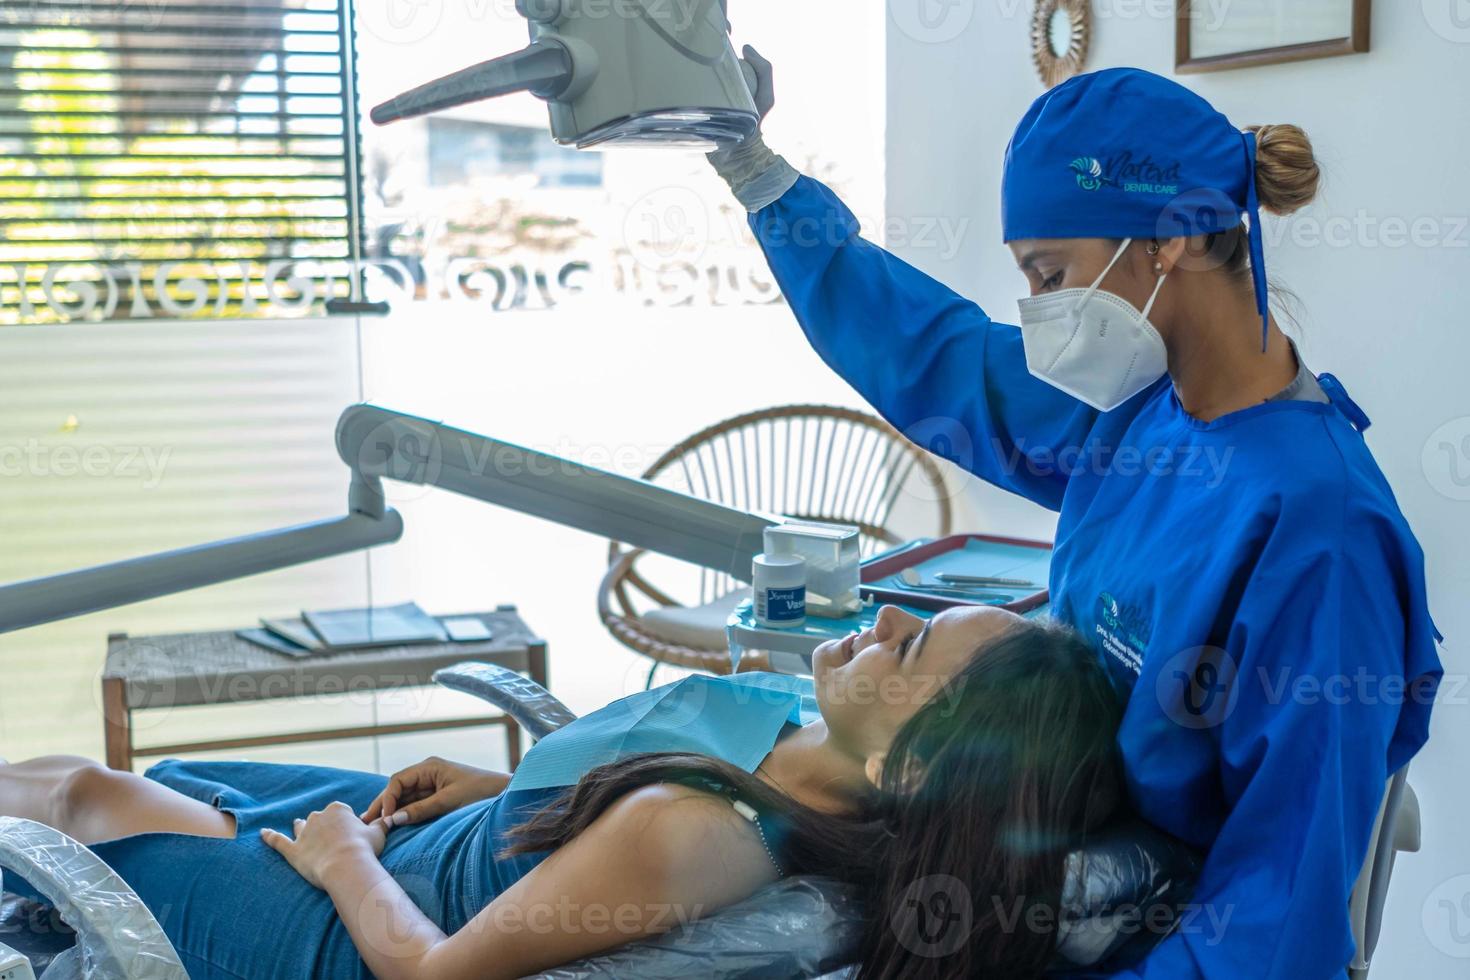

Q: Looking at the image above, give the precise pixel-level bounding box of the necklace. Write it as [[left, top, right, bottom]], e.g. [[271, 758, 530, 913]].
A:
[[756, 760, 794, 798]]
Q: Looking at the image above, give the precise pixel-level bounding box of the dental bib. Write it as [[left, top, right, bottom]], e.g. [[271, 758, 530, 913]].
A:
[[507, 672, 819, 793]]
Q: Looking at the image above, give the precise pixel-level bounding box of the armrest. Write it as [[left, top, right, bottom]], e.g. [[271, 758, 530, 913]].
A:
[[432, 662, 578, 741], [0, 817, 186, 979], [1350, 768, 1419, 978], [1394, 781, 1420, 853]]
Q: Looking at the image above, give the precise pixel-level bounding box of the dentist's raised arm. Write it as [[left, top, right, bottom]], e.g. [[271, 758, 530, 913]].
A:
[[709, 48, 1098, 512]]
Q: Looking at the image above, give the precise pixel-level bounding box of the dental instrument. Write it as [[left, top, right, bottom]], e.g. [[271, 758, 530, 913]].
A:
[[936, 573, 1039, 588], [370, 0, 760, 151], [897, 569, 1013, 602]]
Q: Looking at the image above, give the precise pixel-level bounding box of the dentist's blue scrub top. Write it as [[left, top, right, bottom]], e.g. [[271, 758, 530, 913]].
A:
[[752, 176, 1443, 980]]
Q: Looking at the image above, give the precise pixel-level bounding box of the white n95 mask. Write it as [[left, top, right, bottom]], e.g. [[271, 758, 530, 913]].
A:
[[1016, 238, 1170, 412]]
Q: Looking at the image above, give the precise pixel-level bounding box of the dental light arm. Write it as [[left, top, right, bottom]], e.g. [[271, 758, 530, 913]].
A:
[[338, 405, 776, 581], [0, 406, 777, 635], [0, 510, 405, 636]]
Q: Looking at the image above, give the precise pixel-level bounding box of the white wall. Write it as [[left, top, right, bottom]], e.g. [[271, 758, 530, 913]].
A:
[[880, 2, 1470, 976]]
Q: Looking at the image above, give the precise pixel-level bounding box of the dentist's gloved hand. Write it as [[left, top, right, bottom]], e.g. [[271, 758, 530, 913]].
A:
[[708, 45, 799, 212], [742, 44, 776, 123], [360, 756, 510, 829]]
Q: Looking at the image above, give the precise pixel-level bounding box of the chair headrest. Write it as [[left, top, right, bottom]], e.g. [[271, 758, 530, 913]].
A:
[[515, 815, 1201, 978], [1055, 817, 1203, 971]]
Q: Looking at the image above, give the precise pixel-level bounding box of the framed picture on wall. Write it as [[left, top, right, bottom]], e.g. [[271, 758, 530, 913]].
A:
[[1176, 0, 1370, 74]]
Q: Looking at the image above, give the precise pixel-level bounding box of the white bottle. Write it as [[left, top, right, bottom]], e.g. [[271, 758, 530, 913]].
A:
[[752, 553, 807, 629]]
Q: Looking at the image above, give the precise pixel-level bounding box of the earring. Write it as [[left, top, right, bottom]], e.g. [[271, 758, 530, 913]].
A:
[[1146, 242, 1161, 256]]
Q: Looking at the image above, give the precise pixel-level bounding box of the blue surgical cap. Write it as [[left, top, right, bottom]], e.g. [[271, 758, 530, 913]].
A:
[[1002, 67, 1269, 345]]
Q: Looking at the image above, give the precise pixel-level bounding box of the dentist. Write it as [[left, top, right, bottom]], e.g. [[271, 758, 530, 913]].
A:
[[710, 60, 1442, 978]]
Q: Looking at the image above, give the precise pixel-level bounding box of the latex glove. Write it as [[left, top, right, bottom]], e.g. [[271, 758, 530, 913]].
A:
[[261, 801, 387, 890], [360, 756, 510, 829], [742, 45, 776, 126], [709, 44, 798, 211]]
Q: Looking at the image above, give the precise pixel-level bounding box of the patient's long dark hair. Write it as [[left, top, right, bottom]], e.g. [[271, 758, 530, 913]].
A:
[[505, 619, 1125, 979]]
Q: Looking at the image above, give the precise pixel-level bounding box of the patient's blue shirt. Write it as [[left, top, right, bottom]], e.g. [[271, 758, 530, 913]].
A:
[[5, 672, 818, 980]]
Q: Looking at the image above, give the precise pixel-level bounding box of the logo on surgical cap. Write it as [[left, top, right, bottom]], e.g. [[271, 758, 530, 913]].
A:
[[1069, 153, 1181, 196], [1071, 157, 1106, 190]]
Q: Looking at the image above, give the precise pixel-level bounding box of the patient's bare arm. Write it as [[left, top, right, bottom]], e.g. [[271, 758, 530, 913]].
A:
[[278, 782, 780, 980]]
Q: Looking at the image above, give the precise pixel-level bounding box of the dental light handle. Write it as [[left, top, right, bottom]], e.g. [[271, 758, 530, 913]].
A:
[[739, 58, 758, 98], [372, 44, 759, 128], [370, 42, 574, 125], [370, 0, 758, 149]]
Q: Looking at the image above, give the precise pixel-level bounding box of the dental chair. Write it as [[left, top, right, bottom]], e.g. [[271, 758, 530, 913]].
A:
[[0, 818, 186, 979], [0, 666, 1425, 980], [438, 664, 1425, 979], [0, 662, 1198, 979], [435, 664, 1206, 978]]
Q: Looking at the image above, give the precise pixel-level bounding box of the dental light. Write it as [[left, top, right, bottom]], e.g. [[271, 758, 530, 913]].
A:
[[369, 0, 760, 150]]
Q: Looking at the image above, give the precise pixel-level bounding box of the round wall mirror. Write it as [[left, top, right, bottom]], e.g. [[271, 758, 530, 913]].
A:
[[1049, 8, 1073, 57], [1032, 0, 1091, 88]]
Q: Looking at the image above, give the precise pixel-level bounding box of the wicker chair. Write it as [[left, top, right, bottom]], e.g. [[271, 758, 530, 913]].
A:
[[598, 404, 953, 682]]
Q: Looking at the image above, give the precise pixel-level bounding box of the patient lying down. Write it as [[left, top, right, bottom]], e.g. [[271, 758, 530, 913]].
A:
[[0, 606, 1123, 980]]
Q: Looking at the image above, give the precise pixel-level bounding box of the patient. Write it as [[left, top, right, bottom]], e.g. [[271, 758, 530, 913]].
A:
[[0, 605, 1123, 980]]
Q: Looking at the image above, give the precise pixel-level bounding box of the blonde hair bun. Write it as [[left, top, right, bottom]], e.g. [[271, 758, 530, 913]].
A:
[[1246, 124, 1321, 217]]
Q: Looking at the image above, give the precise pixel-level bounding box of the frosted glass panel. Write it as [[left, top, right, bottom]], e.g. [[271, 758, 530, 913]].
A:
[[0, 317, 370, 759]]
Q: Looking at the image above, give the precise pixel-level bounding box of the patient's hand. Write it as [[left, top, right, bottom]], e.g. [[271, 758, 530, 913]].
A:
[[261, 801, 387, 890], [361, 756, 510, 829]]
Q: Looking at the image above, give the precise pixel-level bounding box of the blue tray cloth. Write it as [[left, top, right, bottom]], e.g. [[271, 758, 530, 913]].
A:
[[864, 538, 1051, 604]]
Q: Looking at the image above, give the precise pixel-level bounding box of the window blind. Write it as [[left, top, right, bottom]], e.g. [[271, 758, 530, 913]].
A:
[[0, 0, 363, 324]]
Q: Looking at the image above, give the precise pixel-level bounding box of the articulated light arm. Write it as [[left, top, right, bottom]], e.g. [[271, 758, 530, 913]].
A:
[[0, 406, 777, 635], [0, 472, 404, 635], [337, 405, 777, 582]]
